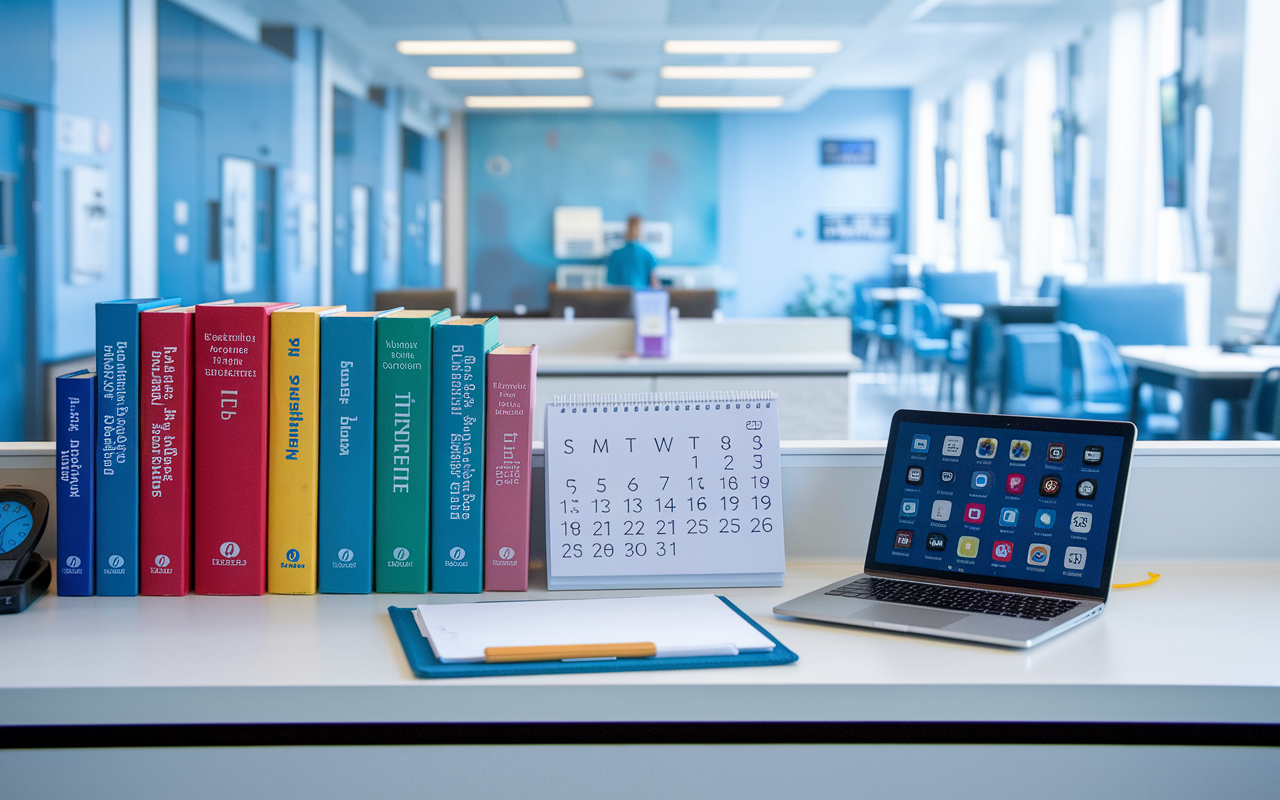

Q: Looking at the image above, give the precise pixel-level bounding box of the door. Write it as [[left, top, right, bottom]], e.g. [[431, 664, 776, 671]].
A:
[[157, 103, 202, 303], [254, 164, 276, 300], [0, 105, 28, 440], [331, 88, 381, 311]]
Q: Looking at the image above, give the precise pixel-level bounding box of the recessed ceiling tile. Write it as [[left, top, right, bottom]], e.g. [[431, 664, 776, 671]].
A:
[[564, 0, 668, 24], [770, 0, 893, 25], [342, 0, 467, 25], [454, 0, 568, 25], [667, 0, 776, 24]]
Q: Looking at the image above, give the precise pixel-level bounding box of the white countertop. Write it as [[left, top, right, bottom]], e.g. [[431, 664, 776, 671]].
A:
[[537, 353, 862, 375], [3, 560, 1277, 726]]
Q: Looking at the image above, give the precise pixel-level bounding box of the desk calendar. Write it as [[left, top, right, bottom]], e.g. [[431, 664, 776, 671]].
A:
[[544, 392, 785, 590]]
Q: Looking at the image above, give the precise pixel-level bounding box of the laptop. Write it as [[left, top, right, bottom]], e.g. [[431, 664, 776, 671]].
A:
[[775, 409, 1137, 648]]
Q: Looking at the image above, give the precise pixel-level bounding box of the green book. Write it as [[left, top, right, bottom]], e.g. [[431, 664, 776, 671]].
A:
[[374, 309, 450, 592]]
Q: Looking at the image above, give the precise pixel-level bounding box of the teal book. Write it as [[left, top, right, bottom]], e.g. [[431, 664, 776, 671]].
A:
[[430, 317, 499, 594], [96, 297, 180, 596], [318, 310, 398, 593], [374, 309, 450, 593]]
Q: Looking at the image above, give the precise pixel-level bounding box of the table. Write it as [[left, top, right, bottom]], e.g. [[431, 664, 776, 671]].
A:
[[1118, 345, 1280, 439]]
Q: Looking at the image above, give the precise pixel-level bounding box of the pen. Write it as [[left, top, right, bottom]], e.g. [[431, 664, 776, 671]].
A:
[[484, 642, 658, 663]]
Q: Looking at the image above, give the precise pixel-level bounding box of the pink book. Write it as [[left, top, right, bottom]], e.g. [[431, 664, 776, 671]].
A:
[[483, 345, 537, 591]]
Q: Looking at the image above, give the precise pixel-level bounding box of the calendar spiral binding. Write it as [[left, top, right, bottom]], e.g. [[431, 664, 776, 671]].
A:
[[549, 391, 777, 408]]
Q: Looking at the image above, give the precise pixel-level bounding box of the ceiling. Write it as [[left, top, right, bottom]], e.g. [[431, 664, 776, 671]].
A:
[[244, 0, 1109, 111]]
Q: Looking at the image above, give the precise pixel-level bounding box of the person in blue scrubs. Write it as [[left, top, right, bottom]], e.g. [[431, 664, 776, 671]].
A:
[[606, 214, 657, 289]]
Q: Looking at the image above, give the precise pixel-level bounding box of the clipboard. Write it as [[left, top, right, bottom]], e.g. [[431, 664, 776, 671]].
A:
[[388, 596, 798, 679]]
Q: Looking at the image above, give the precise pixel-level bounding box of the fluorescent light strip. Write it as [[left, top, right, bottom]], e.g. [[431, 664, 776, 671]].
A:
[[654, 96, 785, 109], [663, 40, 841, 55], [464, 95, 594, 109], [429, 66, 584, 80], [660, 66, 815, 80], [397, 40, 576, 55]]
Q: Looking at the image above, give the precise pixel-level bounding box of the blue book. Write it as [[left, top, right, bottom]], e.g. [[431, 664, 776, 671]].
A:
[[95, 297, 180, 596], [56, 370, 97, 596], [430, 317, 499, 594], [317, 310, 398, 593]]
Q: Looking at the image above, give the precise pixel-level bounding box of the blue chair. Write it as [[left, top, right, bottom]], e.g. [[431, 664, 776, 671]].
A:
[[1246, 367, 1280, 439], [1038, 275, 1064, 299], [1000, 325, 1064, 417], [922, 271, 1001, 306], [1058, 324, 1130, 420], [852, 281, 897, 372], [1262, 295, 1280, 346]]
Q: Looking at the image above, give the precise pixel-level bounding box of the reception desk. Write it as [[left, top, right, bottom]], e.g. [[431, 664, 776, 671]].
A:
[[500, 317, 861, 440]]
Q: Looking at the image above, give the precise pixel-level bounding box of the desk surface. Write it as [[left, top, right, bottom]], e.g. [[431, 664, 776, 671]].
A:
[[537, 353, 861, 375], [1118, 345, 1280, 379], [2, 560, 1277, 727]]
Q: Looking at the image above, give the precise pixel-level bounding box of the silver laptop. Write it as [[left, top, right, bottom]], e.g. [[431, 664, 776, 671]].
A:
[[775, 410, 1137, 648]]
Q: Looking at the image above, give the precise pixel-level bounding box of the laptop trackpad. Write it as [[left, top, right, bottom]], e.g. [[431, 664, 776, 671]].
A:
[[851, 604, 968, 629]]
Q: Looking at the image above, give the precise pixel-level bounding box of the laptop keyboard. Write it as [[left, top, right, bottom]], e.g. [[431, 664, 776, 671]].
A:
[[825, 577, 1080, 621]]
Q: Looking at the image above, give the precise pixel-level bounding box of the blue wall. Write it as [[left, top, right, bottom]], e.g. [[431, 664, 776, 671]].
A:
[[467, 113, 719, 311], [720, 89, 911, 317]]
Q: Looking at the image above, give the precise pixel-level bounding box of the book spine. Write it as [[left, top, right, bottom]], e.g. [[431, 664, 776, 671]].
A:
[[374, 317, 435, 592], [431, 326, 492, 593], [483, 349, 536, 591], [56, 374, 96, 596], [139, 312, 193, 595], [267, 313, 322, 594], [193, 306, 273, 595], [318, 317, 376, 593], [95, 304, 142, 595]]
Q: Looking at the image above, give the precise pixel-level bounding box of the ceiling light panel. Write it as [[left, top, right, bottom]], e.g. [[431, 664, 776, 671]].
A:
[[464, 95, 595, 108], [397, 40, 577, 55], [660, 66, 815, 80], [654, 95, 785, 108], [429, 66, 585, 80], [663, 40, 842, 54]]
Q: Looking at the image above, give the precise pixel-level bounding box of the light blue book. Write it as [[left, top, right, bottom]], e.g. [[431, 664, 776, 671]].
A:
[[95, 298, 180, 596], [318, 310, 398, 593], [430, 317, 499, 594]]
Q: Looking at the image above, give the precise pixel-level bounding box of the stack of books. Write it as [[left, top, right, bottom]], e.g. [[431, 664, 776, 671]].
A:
[[54, 298, 538, 597]]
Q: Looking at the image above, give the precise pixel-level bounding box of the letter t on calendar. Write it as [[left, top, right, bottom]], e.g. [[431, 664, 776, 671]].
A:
[[544, 393, 785, 590]]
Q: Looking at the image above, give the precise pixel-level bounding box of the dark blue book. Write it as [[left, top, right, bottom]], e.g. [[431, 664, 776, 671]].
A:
[[56, 370, 97, 596], [430, 317, 499, 594], [317, 310, 397, 593], [95, 297, 180, 596]]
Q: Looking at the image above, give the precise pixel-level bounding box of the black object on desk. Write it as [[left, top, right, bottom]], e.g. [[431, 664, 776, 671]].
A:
[[0, 487, 52, 613]]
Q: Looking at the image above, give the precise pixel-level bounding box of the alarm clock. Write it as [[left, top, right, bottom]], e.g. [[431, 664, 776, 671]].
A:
[[0, 488, 49, 583]]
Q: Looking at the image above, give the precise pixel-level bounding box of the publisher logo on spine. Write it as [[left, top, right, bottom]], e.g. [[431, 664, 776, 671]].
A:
[[63, 555, 83, 574], [213, 541, 247, 566], [493, 546, 518, 567], [105, 554, 127, 575], [108, 554, 124, 569], [286, 549, 300, 562], [151, 553, 174, 574], [333, 548, 357, 569], [155, 554, 170, 568], [281, 548, 305, 570], [388, 547, 412, 568], [446, 547, 468, 567]]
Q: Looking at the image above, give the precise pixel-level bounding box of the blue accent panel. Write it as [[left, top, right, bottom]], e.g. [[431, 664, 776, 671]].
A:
[[1059, 283, 1188, 346], [0, 106, 28, 440], [317, 313, 385, 593], [0, 0, 53, 106], [56, 370, 96, 595], [95, 298, 180, 596], [332, 88, 384, 311], [401, 127, 442, 288], [157, 104, 203, 302], [467, 113, 720, 311], [157, 0, 201, 110], [719, 89, 911, 317]]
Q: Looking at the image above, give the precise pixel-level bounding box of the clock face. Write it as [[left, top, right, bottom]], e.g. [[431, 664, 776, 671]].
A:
[[0, 501, 34, 555]]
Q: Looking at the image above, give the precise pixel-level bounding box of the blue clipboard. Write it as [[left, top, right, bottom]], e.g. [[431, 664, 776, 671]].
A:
[[389, 595, 799, 679]]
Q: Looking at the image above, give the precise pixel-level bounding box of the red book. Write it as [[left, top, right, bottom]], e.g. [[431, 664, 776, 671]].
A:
[[139, 305, 201, 595], [193, 301, 296, 595], [483, 345, 537, 591]]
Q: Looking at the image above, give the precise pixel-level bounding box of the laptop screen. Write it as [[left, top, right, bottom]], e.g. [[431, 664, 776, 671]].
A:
[[865, 411, 1135, 599]]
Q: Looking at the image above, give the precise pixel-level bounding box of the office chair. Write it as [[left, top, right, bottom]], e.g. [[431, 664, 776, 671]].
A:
[[1000, 324, 1064, 417], [1246, 367, 1280, 439]]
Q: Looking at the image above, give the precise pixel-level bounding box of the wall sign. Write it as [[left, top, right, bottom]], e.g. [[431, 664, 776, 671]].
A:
[[68, 165, 109, 283], [817, 212, 895, 242], [220, 157, 255, 294], [821, 139, 875, 166]]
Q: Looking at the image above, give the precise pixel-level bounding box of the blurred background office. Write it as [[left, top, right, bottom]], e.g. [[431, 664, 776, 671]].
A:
[[2, 0, 1278, 443]]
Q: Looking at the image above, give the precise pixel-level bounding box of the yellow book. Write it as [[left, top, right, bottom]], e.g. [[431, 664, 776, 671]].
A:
[[268, 305, 345, 594]]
